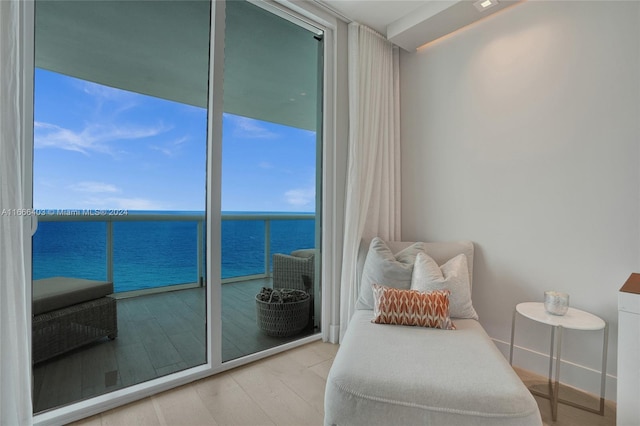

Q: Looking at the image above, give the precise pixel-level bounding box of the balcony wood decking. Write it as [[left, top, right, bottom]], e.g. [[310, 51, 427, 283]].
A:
[[33, 278, 316, 414]]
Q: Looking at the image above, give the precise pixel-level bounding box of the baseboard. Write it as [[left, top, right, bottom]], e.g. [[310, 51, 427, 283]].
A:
[[493, 338, 618, 402], [328, 324, 340, 344]]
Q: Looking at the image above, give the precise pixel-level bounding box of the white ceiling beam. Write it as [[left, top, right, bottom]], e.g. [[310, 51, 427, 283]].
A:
[[387, 0, 523, 51]]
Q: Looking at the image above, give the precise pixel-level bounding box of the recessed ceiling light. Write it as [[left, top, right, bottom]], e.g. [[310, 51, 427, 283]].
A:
[[473, 0, 499, 11]]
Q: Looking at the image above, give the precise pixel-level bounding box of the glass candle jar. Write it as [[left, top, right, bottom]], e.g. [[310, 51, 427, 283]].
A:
[[544, 291, 569, 316]]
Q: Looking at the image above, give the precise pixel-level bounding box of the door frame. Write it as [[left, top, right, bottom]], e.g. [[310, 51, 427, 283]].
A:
[[30, 1, 341, 425]]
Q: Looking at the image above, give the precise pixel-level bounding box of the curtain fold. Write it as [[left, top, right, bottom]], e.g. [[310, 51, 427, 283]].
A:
[[0, 1, 33, 424], [338, 23, 400, 342]]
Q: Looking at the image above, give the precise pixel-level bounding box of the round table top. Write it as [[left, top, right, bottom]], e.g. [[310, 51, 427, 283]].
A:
[[516, 302, 606, 331]]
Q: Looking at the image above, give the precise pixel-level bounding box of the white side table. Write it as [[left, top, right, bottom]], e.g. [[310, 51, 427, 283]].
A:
[[509, 302, 608, 421]]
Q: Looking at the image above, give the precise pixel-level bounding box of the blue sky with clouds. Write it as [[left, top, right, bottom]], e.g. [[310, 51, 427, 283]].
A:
[[33, 69, 317, 212]]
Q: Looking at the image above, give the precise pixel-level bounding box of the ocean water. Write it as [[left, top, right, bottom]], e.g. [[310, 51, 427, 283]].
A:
[[32, 211, 315, 293]]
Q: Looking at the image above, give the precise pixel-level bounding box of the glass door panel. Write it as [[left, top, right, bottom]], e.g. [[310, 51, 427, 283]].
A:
[[221, 0, 323, 362], [32, 0, 210, 412]]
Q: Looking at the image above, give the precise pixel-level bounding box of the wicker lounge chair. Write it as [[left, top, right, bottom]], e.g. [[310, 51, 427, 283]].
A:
[[272, 249, 315, 292]]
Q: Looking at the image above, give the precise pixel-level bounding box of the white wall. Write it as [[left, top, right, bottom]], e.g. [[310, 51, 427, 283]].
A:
[[400, 0, 640, 400]]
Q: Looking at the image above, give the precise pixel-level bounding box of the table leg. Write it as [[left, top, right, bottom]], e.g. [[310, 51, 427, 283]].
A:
[[552, 326, 563, 422], [546, 326, 555, 397], [598, 322, 609, 415], [509, 308, 517, 365], [553, 324, 608, 417]]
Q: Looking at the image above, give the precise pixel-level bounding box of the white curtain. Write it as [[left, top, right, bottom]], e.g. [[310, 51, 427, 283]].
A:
[[0, 1, 34, 424], [338, 23, 400, 342]]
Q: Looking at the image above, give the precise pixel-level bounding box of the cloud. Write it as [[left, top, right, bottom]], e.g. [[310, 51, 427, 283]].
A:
[[34, 121, 168, 155], [69, 181, 120, 193], [150, 135, 189, 157], [225, 114, 278, 139], [35, 78, 169, 155], [80, 81, 141, 117], [259, 161, 274, 169], [34, 122, 89, 154], [81, 81, 135, 103], [284, 187, 315, 208]]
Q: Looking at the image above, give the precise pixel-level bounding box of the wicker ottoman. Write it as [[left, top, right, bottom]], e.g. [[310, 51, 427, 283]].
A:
[[32, 277, 118, 364]]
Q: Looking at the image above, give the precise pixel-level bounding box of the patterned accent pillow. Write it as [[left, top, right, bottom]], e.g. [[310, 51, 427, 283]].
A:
[[371, 284, 455, 330]]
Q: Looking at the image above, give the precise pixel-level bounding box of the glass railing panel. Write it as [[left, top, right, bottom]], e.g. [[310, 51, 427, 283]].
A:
[[32, 220, 107, 281], [269, 217, 316, 272], [113, 220, 201, 292], [221, 218, 265, 279], [33, 214, 315, 290]]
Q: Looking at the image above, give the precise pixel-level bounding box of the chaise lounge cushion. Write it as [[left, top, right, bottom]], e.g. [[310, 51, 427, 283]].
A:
[[291, 248, 315, 258], [33, 277, 114, 316], [325, 310, 541, 426]]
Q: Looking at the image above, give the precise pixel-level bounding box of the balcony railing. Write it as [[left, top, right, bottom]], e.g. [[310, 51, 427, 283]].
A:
[[33, 211, 315, 295]]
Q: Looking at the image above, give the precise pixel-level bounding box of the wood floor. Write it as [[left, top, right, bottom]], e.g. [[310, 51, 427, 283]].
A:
[[33, 279, 315, 414], [221, 279, 315, 361], [516, 367, 617, 426], [35, 280, 616, 425], [69, 341, 616, 426], [71, 341, 337, 426]]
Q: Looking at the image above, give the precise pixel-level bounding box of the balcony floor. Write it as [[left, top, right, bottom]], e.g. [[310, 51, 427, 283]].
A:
[[33, 278, 317, 414]]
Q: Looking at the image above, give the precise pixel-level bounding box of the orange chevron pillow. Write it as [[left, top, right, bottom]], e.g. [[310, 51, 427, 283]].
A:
[[371, 284, 455, 330]]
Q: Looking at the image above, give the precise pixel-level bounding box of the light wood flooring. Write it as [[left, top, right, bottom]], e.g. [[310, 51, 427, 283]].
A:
[[33, 279, 315, 414], [516, 367, 617, 426], [71, 341, 337, 426], [69, 341, 616, 426]]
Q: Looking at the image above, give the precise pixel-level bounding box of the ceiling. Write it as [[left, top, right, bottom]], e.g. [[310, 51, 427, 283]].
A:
[[320, 0, 427, 34], [35, 0, 321, 131], [320, 0, 522, 50], [35, 0, 521, 131]]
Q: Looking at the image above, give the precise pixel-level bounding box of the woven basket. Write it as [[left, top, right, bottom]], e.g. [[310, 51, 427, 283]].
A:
[[256, 289, 310, 337]]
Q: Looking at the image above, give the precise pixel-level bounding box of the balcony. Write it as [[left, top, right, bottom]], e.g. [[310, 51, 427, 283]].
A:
[[33, 211, 316, 293], [32, 211, 318, 413]]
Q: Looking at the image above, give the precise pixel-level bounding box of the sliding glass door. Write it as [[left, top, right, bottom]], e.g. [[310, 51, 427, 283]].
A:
[[29, 0, 328, 420], [32, 0, 211, 412], [220, 1, 324, 361]]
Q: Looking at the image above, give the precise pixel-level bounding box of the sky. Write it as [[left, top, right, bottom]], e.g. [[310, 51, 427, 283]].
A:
[[33, 69, 317, 213]]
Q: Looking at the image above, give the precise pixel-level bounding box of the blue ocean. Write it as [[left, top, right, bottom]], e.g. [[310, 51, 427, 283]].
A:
[[32, 211, 316, 293]]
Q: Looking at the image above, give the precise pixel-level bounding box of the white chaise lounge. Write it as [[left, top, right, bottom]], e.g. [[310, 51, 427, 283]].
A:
[[324, 239, 542, 426]]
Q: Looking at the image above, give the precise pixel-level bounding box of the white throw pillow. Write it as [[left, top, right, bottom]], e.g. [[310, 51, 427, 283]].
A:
[[356, 237, 424, 310], [411, 252, 478, 320]]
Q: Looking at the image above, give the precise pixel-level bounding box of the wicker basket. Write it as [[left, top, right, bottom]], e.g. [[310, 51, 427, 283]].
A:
[[256, 289, 310, 337]]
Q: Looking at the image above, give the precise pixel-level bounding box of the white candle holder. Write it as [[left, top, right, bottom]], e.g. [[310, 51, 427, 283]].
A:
[[544, 291, 569, 316]]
